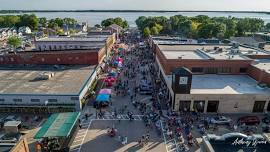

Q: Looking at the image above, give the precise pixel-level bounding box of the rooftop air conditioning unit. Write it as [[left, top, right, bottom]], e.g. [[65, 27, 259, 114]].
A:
[[232, 42, 240, 48], [258, 42, 265, 49]]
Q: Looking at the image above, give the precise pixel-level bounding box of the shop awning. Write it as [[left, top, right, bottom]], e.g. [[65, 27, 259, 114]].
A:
[[99, 89, 112, 95], [96, 94, 110, 102], [34, 112, 80, 139]]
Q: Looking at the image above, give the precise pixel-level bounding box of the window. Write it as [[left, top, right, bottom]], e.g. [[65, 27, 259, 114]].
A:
[[0, 99, 4, 102], [193, 101, 205, 113], [31, 99, 40, 102], [13, 99, 22, 102], [240, 68, 247, 73], [219, 67, 232, 73], [48, 99, 57, 103], [192, 67, 203, 73], [205, 67, 218, 74]]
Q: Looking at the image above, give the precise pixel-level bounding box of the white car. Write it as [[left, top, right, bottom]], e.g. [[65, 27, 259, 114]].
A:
[[210, 116, 231, 125]]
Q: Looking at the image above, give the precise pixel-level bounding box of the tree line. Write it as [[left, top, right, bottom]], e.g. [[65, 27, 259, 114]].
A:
[[136, 15, 269, 38], [0, 14, 78, 31]]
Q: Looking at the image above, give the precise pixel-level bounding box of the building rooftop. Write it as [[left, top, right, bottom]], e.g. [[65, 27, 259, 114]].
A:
[[252, 59, 270, 74], [166, 74, 270, 95], [37, 36, 107, 42], [0, 65, 96, 95], [158, 44, 254, 60], [191, 75, 270, 94]]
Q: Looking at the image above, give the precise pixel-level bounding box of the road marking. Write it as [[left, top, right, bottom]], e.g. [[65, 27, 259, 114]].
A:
[[77, 131, 87, 135], [72, 139, 83, 143], [77, 119, 93, 152], [75, 134, 85, 139], [160, 120, 179, 152], [69, 147, 80, 152], [70, 144, 81, 149]]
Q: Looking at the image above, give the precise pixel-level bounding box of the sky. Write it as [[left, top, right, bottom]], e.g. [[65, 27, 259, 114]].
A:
[[1, 0, 270, 11]]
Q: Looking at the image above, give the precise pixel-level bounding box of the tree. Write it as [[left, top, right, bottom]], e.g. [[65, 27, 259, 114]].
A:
[[266, 23, 270, 31], [39, 17, 47, 27], [101, 17, 128, 28], [101, 18, 114, 27], [143, 27, 151, 37], [8, 36, 22, 49], [95, 24, 101, 28], [151, 26, 159, 35]]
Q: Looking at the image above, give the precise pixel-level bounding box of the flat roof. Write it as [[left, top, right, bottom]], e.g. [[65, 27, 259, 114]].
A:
[[37, 37, 107, 42], [0, 65, 96, 95], [166, 75, 270, 95], [191, 75, 270, 94], [34, 112, 80, 139], [252, 59, 270, 74], [158, 44, 253, 60], [162, 50, 205, 59]]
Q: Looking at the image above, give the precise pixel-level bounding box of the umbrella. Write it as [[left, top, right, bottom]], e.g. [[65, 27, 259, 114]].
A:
[[96, 94, 110, 102], [99, 89, 112, 95]]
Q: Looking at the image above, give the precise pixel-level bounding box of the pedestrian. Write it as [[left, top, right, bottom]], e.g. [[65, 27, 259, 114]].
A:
[[117, 115, 121, 123]]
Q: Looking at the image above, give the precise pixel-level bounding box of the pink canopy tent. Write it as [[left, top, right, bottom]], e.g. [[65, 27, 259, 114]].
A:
[[99, 89, 112, 95]]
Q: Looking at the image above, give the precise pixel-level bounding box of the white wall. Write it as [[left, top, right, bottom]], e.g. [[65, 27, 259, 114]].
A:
[[0, 94, 80, 108]]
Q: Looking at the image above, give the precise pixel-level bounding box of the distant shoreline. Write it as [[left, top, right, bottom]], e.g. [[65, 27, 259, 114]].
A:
[[0, 10, 269, 14]]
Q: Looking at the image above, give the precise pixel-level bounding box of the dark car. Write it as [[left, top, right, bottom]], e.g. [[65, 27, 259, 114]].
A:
[[237, 116, 260, 126], [262, 113, 270, 124]]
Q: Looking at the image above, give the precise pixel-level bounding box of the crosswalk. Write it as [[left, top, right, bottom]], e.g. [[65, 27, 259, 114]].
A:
[[96, 114, 144, 121], [69, 118, 93, 152], [69, 114, 144, 152], [160, 120, 179, 152]]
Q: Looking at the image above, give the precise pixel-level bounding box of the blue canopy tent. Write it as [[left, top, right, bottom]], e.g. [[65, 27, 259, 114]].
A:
[[96, 94, 110, 102], [108, 71, 117, 77], [95, 94, 110, 108]]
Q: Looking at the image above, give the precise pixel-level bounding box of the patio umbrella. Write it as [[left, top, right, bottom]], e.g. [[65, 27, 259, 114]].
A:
[[99, 89, 112, 95], [96, 94, 110, 102]]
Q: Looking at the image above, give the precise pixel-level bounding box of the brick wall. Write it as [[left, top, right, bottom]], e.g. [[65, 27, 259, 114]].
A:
[[248, 65, 270, 86]]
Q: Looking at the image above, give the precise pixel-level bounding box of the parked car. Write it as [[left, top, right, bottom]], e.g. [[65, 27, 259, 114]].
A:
[[237, 116, 260, 126], [262, 113, 270, 124], [210, 116, 231, 125]]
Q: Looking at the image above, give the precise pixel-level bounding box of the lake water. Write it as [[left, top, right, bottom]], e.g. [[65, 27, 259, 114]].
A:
[[2, 12, 270, 27]]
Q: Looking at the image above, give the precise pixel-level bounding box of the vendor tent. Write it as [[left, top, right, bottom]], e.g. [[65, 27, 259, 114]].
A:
[[34, 112, 80, 139], [96, 94, 110, 102], [99, 89, 112, 95], [108, 71, 117, 77]]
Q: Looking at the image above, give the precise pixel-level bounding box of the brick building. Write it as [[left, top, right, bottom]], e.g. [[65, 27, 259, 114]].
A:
[[151, 38, 270, 113]]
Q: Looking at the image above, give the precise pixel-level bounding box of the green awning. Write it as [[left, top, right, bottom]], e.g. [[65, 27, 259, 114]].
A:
[[34, 112, 80, 139]]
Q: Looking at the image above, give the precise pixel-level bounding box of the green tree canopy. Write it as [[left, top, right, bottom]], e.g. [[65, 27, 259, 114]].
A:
[[136, 15, 265, 39], [143, 27, 151, 37], [101, 17, 128, 28], [7, 36, 22, 49]]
